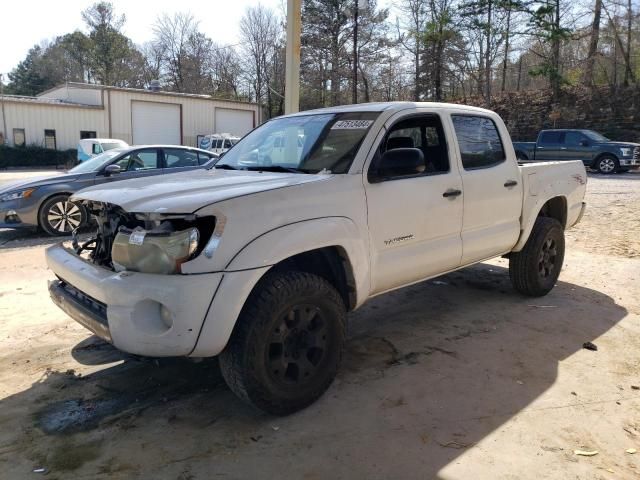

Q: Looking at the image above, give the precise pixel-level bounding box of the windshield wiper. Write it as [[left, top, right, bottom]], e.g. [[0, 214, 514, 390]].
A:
[[246, 165, 309, 174], [214, 164, 239, 170]]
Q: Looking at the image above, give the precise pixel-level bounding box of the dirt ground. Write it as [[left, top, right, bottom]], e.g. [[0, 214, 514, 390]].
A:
[[0, 169, 639, 480]]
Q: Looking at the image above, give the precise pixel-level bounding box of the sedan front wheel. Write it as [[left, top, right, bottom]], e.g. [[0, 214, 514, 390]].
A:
[[38, 195, 87, 236]]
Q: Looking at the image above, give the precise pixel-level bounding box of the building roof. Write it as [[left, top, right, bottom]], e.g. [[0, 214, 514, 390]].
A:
[[0, 94, 102, 108], [37, 82, 258, 107]]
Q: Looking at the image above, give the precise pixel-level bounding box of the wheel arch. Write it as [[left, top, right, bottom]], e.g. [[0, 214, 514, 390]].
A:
[[36, 191, 76, 223], [190, 217, 370, 357], [591, 151, 618, 169], [511, 195, 568, 252]]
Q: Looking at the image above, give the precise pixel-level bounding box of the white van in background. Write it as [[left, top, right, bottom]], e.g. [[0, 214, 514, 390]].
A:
[[77, 139, 129, 162], [199, 133, 240, 155]]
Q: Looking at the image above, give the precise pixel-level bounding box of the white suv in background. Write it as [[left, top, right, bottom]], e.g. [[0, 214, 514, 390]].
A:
[[199, 133, 240, 155]]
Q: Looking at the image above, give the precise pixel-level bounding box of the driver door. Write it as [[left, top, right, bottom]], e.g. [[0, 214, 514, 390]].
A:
[[364, 110, 463, 295]]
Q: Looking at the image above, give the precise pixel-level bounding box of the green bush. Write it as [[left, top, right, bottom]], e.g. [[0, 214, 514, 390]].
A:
[[0, 145, 78, 169]]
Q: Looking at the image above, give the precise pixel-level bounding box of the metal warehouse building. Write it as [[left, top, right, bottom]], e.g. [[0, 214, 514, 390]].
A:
[[0, 82, 260, 150]]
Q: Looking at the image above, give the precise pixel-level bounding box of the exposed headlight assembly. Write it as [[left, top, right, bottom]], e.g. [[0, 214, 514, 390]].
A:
[[620, 147, 632, 157], [112, 225, 199, 274], [0, 188, 35, 202]]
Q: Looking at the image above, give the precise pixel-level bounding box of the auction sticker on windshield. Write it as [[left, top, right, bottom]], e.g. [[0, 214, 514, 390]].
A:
[[331, 120, 374, 129]]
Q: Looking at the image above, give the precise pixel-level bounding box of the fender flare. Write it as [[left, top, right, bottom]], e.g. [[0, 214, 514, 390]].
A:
[[512, 194, 567, 252], [189, 217, 371, 357]]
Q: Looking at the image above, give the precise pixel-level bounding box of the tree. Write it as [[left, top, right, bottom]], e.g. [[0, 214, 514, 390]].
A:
[[396, 0, 428, 100], [82, 2, 134, 85], [239, 5, 281, 114], [527, 0, 572, 100], [152, 12, 214, 93], [6, 46, 52, 95], [582, 0, 603, 85]]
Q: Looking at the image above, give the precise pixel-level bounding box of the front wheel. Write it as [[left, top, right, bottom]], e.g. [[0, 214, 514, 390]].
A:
[[219, 271, 346, 415], [38, 194, 87, 236], [509, 217, 565, 297], [595, 155, 619, 174]]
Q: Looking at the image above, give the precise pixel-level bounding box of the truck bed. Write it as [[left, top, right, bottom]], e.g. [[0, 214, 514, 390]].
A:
[[518, 160, 587, 237]]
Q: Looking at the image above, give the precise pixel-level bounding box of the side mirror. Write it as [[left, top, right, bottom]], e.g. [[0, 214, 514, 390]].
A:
[[579, 139, 589, 147], [104, 164, 122, 176], [370, 148, 425, 182]]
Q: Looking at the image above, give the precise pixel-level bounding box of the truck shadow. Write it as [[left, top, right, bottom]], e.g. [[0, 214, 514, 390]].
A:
[[0, 262, 628, 478]]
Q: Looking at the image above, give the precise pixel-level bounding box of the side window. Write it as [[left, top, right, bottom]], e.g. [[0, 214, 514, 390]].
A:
[[164, 149, 199, 168], [224, 139, 232, 148], [539, 131, 564, 144], [80, 130, 97, 139], [13, 128, 25, 147], [114, 149, 159, 171], [215, 139, 222, 149], [564, 131, 585, 146], [451, 115, 505, 170], [92, 143, 102, 154], [369, 114, 450, 181], [44, 129, 56, 150]]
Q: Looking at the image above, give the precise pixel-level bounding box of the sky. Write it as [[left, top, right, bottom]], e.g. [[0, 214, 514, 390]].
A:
[[0, 0, 288, 78]]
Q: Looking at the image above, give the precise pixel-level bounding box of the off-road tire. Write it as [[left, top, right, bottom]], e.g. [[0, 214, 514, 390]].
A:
[[595, 154, 619, 174], [219, 271, 346, 415], [38, 194, 87, 236], [509, 217, 565, 297]]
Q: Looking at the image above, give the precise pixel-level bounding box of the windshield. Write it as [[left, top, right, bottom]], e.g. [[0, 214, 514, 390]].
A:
[[68, 149, 125, 174], [583, 130, 610, 142], [215, 112, 380, 173]]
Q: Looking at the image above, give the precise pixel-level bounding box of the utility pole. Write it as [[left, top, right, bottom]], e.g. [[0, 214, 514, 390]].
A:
[[352, 0, 359, 104], [0, 74, 7, 145], [284, 0, 302, 114]]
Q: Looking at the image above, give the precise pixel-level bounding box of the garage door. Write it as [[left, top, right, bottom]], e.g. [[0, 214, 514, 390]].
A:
[[215, 108, 254, 136], [132, 101, 181, 145]]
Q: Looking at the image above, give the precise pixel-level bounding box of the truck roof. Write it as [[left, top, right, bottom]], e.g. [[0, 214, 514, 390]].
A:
[[285, 101, 496, 117]]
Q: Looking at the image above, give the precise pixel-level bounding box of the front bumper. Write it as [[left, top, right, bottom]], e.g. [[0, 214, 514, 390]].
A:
[[0, 199, 38, 228], [46, 243, 223, 357], [619, 157, 640, 166]]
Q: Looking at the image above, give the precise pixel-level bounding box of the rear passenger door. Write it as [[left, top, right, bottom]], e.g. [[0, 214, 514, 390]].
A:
[[162, 148, 202, 173], [536, 131, 564, 161], [450, 114, 523, 265]]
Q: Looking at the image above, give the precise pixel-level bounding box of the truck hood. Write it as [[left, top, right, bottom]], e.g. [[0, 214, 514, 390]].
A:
[[71, 168, 332, 213], [603, 141, 640, 148]]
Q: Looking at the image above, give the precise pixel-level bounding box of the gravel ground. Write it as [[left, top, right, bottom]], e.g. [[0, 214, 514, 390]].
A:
[[0, 169, 639, 479]]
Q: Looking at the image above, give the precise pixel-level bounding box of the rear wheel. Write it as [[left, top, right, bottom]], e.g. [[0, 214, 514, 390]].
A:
[[509, 217, 565, 297], [38, 194, 87, 236], [219, 271, 346, 415], [595, 155, 619, 174]]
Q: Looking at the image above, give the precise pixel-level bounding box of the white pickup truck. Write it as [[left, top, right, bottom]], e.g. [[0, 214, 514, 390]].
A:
[[46, 102, 587, 414]]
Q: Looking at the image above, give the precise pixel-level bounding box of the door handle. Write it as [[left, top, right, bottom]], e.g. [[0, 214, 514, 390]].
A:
[[443, 189, 462, 198], [504, 180, 518, 187]]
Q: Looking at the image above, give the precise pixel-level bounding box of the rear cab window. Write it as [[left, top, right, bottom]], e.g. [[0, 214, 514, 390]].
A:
[[451, 115, 506, 169]]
